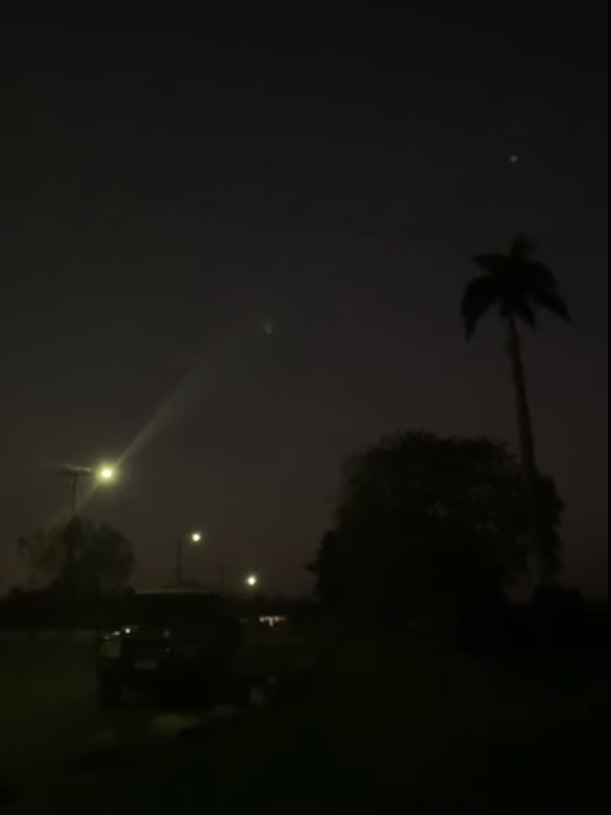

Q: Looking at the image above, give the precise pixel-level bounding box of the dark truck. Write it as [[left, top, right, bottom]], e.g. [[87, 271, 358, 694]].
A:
[[95, 589, 241, 706]]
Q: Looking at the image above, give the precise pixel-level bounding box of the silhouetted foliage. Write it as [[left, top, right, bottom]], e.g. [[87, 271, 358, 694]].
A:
[[462, 236, 572, 340], [20, 518, 134, 600], [525, 585, 587, 650], [0, 582, 67, 628], [307, 531, 341, 608], [0, 582, 136, 629], [462, 236, 572, 587], [310, 431, 564, 622], [456, 590, 522, 654]]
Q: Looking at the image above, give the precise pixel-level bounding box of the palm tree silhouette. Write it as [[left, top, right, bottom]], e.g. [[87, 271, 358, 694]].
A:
[[462, 236, 572, 587]]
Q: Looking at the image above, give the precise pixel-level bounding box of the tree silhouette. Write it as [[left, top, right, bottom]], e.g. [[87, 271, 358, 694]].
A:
[[462, 236, 572, 587], [21, 518, 134, 599], [310, 431, 564, 620], [307, 530, 341, 607]]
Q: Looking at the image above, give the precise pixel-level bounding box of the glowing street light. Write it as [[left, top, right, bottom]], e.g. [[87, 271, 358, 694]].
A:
[[96, 464, 116, 483], [245, 574, 259, 589], [59, 461, 118, 517], [176, 529, 204, 587]]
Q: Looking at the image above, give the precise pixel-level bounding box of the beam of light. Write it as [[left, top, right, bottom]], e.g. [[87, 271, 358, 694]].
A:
[[117, 320, 268, 467], [33, 318, 273, 530]]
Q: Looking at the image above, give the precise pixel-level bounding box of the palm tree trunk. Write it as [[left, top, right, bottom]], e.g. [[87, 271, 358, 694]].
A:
[[506, 317, 546, 589]]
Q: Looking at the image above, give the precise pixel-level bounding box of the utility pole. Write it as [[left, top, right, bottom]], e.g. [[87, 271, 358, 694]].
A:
[[69, 470, 80, 517], [175, 537, 183, 588], [56, 462, 117, 625], [175, 531, 203, 588], [60, 467, 88, 612]]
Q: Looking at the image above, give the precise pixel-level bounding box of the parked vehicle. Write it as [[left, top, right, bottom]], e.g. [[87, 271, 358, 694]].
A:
[[96, 589, 241, 706]]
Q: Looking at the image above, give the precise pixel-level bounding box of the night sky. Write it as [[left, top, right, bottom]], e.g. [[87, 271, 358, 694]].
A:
[[1, 1, 608, 596]]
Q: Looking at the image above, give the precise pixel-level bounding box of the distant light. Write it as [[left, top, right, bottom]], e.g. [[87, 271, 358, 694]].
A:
[[246, 574, 258, 588], [190, 532, 203, 544], [259, 615, 287, 628], [510, 154, 519, 164]]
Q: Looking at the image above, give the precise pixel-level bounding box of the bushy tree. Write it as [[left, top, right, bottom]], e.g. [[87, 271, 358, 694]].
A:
[[310, 431, 564, 620], [307, 531, 341, 608], [21, 518, 134, 599]]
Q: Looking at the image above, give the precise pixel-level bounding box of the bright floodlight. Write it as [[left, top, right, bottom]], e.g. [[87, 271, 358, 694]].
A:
[[246, 574, 258, 588], [96, 464, 116, 483], [190, 531, 203, 544]]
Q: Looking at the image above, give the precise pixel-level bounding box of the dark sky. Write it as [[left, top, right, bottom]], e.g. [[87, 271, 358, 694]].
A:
[[1, 1, 608, 596]]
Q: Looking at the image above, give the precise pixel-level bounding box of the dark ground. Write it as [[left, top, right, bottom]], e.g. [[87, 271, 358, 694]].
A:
[[0, 626, 607, 812]]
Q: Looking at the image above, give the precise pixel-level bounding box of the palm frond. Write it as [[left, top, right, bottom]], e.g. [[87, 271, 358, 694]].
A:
[[501, 294, 537, 329], [472, 253, 507, 278], [467, 235, 573, 338], [529, 286, 573, 324], [525, 261, 559, 293], [461, 276, 499, 339], [509, 235, 536, 261]]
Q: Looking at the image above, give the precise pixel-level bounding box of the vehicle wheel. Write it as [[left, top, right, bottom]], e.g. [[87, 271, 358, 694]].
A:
[[98, 675, 123, 708]]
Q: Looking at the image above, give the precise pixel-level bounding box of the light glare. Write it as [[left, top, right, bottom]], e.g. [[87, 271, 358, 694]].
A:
[[97, 464, 116, 482]]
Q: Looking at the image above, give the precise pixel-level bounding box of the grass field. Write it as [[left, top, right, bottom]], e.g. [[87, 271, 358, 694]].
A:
[[0, 636, 95, 808], [0, 628, 607, 812], [0, 626, 318, 809]]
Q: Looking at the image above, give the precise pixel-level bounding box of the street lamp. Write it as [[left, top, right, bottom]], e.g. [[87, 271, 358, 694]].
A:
[[245, 574, 259, 589], [176, 530, 204, 587], [55, 460, 118, 623], [59, 461, 118, 517], [96, 465, 116, 483]]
